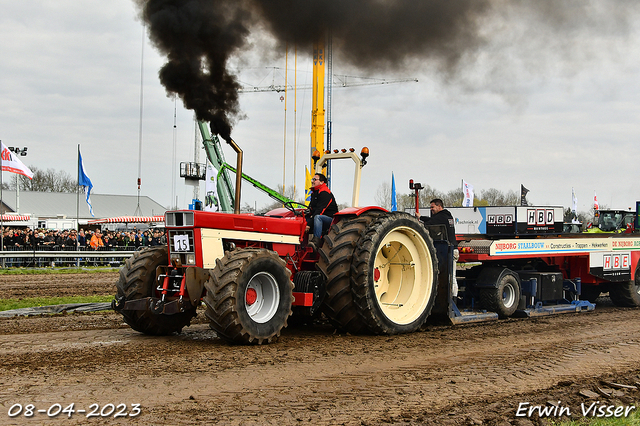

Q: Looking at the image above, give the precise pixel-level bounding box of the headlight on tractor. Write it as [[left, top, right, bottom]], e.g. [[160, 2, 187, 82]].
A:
[[186, 254, 196, 265]]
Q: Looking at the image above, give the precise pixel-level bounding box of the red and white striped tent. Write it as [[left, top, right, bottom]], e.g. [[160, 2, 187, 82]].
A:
[[88, 215, 165, 224], [1, 215, 31, 221]]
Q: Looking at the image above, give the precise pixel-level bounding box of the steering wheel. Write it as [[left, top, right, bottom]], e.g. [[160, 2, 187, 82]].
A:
[[283, 201, 308, 216]]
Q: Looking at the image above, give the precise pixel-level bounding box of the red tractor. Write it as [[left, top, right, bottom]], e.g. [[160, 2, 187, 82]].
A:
[[113, 146, 441, 344]]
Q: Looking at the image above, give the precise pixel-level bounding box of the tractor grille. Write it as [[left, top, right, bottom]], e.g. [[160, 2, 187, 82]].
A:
[[168, 230, 195, 265]]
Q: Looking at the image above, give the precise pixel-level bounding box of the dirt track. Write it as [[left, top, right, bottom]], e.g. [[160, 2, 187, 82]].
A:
[[2, 272, 640, 425]]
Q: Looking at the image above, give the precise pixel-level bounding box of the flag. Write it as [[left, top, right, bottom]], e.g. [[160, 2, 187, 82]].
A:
[[521, 184, 529, 206], [594, 191, 599, 210], [1, 142, 33, 179], [304, 167, 313, 206], [203, 161, 220, 212], [391, 172, 397, 211], [462, 180, 474, 207], [571, 188, 578, 215], [78, 147, 94, 217]]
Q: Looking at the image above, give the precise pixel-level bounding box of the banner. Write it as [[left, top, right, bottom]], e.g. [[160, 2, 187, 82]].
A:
[[520, 184, 529, 206], [1, 142, 33, 179], [594, 191, 599, 210], [203, 161, 220, 212], [391, 172, 397, 211], [462, 180, 474, 207], [571, 188, 578, 215], [78, 147, 94, 217]]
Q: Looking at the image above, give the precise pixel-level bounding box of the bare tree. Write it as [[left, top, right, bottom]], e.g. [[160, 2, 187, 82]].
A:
[[259, 185, 300, 214], [479, 188, 519, 206], [374, 182, 392, 210], [13, 166, 76, 193]]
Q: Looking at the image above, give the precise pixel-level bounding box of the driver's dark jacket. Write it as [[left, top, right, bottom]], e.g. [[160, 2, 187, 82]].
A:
[[420, 209, 457, 247], [306, 182, 338, 226]]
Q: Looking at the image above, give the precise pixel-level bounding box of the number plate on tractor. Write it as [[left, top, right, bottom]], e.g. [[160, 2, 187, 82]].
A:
[[173, 234, 190, 252]]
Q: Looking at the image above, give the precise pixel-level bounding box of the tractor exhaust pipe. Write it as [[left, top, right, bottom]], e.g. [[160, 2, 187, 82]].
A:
[[227, 138, 242, 214]]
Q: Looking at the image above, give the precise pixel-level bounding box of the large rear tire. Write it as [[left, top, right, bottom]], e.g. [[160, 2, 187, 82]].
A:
[[609, 266, 640, 307], [203, 249, 293, 344], [351, 212, 438, 334], [317, 211, 383, 333], [116, 246, 198, 335], [478, 270, 521, 318]]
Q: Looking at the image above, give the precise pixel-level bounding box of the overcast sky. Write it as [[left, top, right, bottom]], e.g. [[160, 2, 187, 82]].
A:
[[2, 1, 640, 216]]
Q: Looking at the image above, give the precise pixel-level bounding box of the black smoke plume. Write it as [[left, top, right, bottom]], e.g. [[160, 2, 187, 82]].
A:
[[134, 0, 636, 140]]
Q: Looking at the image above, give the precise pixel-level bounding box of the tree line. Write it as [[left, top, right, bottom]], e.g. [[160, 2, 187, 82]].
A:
[[1, 166, 76, 192], [374, 182, 521, 211]]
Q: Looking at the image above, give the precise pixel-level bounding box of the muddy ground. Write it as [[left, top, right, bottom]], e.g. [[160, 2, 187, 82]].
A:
[[1, 272, 640, 425]]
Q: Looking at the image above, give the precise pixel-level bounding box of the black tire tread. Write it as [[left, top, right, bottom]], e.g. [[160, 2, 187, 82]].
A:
[[316, 211, 383, 333], [478, 273, 520, 318], [203, 248, 293, 344], [609, 276, 640, 307], [116, 246, 197, 335]]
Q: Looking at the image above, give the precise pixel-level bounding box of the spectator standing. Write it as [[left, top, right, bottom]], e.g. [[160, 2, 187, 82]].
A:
[[90, 230, 105, 250]]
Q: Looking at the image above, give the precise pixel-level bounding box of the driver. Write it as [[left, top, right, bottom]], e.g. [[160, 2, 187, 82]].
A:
[[305, 173, 338, 250]]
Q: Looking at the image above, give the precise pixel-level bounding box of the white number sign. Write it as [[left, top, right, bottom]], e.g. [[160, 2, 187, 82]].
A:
[[173, 235, 190, 252]]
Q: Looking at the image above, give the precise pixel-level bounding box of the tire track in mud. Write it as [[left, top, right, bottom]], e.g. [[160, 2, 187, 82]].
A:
[[2, 308, 640, 425]]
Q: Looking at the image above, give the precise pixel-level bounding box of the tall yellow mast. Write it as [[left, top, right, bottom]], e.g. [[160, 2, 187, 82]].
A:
[[311, 39, 325, 174]]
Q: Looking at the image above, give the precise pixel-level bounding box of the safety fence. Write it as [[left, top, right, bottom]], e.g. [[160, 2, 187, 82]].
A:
[[0, 247, 138, 268]]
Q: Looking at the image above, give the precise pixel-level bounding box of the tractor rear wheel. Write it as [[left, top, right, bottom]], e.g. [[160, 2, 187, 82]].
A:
[[478, 270, 521, 318], [317, 211, 383, 333], [351, 212, 438, 334], [609, 265, 640, 307], [116, 246, 198, 335], [203, 248, 293, 344]]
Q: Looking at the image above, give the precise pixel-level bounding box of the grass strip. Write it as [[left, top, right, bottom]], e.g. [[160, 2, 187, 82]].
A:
[[0, 267, 119, 275], [548, 406, 640, 425], [0, 295, 114, 311]]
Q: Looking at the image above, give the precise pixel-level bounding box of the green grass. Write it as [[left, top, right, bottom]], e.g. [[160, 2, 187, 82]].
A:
[[0, 267, 119, 275], [0, 295, 113, 311], [549, 406, 640, 425]]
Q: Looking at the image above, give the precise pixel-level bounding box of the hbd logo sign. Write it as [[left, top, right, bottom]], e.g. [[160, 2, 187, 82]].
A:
[[488, 214, 514, 225], [527, 209, 554, 226]]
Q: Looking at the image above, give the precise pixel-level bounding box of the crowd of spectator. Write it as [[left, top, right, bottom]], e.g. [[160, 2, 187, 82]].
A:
[[1, 227, 167, 251]]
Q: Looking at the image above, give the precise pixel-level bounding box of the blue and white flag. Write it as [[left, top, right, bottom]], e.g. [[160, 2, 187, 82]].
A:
[[391, 172, 397, 212], [78, 147, 94, 217]]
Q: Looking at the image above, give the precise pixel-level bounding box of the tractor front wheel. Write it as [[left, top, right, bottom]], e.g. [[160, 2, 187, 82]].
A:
[[115, 246, 198, 335], [203, 249, 293, 344]]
